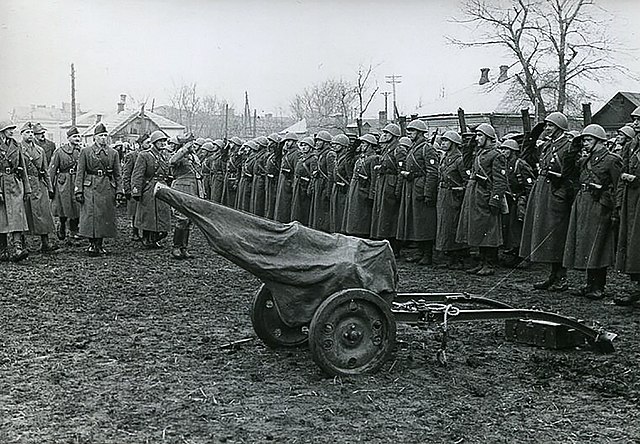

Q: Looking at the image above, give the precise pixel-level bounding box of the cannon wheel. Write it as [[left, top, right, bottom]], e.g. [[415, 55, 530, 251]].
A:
[[309, 289, 396, 376], [250, 284, 309, 348]]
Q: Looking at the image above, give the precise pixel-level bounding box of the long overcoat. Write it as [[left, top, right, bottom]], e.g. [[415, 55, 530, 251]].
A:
[[131, 148, 172, 233], [436, 146, 468, 251], [36, 138, 56, 166], [563, 147, 621, 269], [22, 141, 55, 235], [274, 148, 299, 223], [264, 152, 279, 220], [502, 156, 535, 251], [309, 148, 336, 232], [250, 150, 269, 217], [371, 140, 406, 239], [74, 144, 123, 238], [49, 144, 81, 219], [330, 151, 354, 233], [0, 137, 30, 233], [343, 153, 380, 237], [236, 151, 258, 212], [456, 147, 507, 247], [617, 137, 640, 275], [290, 153, 316, 225], [122, 150, 139, 219], [396, 140, 439, 242], [222, 150, 242, 208], [519, 134, 579, 262], [209, 151, 226, 204]]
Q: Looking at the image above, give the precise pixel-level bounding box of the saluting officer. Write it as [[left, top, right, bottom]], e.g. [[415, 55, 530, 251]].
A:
[[74, 123, 124, 255], [520, 112, 579, 291], [563, 124, 622, 300], [290, 137, 316, 225], [273, 133, 299, 223], [264, 133, 282, 220], [33, 122, 56, 166], [397, 119, 439, 265], [309, 130, 336, 231], [0, 120, 31, 262], [222, 136, 243, 208], [329, 134, 354, 233], [20, 122, 58, 253], [370, 124, 405, 253], [131, 130, 172, 249], [435, 131, 468, 268], [49, 126, 82, 241], [456, 123, 507, 276]]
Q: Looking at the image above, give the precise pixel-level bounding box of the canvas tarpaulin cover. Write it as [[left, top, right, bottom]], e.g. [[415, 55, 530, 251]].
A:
[[155, 184, 398, 326]]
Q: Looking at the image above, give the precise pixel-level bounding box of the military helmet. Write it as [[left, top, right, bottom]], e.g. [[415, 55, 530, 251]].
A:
[[150, 130, 168, 144], [256, 136, 269, 147], [406, 119, 427, 132], [359, 133, 378, 145], [500, 139, 520, 151], [0, 120, 17, 132], [618, 125, 636, 139], [194, 137, 206, 146], [399, 136, 412, 148], [201, 141, 215, 152], [581, 124, 607, 141], [544, 112, 569, 131], [315, 130, 333, 143], [631, 106, 640, 118], [441, 130, 462, 146], [213, 139, 225, 149], [331, 134, 350, 147], [205, 138, 213, 144], [300, 136, 315, 147], [230, 136, 243, 146], [382, 123, 401, 137], [33, 122, 46, 134], [246, 140, 259, 151], [282, 132, 299, 142], [475, 123, 496, 140], [267, 133, 281, 144]]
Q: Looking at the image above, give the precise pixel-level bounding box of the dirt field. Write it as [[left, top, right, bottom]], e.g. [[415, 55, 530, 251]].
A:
[[1, 209, 639, 443]]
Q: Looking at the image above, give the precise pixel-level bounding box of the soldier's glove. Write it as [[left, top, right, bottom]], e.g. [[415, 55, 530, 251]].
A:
[[133, 195, 140, 202], [48, 191, 55, 200], [124, 192, 132, 201], [75, 193, 84, 204], [489, 204, 501, 216]]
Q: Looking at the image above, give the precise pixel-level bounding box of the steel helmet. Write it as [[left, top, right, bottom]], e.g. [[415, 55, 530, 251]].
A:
[[230, 136, 243, 146], [544, 112, 569, 131], [267, 133, 281, 144], [255, 136, 268, 148], [406, 119, 427, 132], [201, 141, 215, 152], [300, 136, 314, 147], [150, 130, 168, 144], [282, 132, 299, 142], [475, 123, 497, 140], [618, 125, 636, 139], [315, 130, 333, 143], [441, 130, 462, 146], [331, 134, 350, 147], [631, 106, 640, 118], [0, 120, 17, 132], [382, 123, 401, 137], [205, 138, 213, 143], [246, 140, 259, 151], [500, 139, 520, 151], [210, 139, 223, 149], [194, 137, 206, 146], [399, 136, 412, 148], [359, 133, 378, 145], [581, 124, 607, 141]]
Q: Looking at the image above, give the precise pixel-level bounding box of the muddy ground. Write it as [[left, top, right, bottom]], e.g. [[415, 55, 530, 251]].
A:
[[1, 208, 639, 443]]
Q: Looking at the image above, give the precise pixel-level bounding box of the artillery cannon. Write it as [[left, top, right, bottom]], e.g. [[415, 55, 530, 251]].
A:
[[155, 184, 617, 376]]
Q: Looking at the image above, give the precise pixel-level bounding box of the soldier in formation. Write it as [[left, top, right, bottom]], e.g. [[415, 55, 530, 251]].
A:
[[50, 127, 82, 241]]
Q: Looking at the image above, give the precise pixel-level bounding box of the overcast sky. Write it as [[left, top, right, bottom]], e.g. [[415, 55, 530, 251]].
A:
[[1, 0, 639, 120]]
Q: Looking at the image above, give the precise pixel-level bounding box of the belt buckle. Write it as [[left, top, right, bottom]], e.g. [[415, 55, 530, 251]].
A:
[[97, 169, 104, 177], [581, 183, 589, 191], [69, 168, 76, 174], [4, 167, 11, 174]]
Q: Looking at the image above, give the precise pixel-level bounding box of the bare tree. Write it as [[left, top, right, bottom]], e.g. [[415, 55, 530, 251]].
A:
[[169, 82, 202, 133], [290, 79, 356, 129], [450, 0, 627, 118], [354, 64, 380, 134]]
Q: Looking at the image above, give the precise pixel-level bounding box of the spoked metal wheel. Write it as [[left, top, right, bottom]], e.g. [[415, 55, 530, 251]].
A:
[[250, 284, 309, 348], [309, 288, 396, 376]]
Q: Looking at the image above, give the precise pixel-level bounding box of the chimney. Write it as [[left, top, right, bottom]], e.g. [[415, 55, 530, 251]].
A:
[[498, 65, 509, 83], [479, 68, 490, 85], [95, 114, 102, 124], [117, 94, 126, 113]]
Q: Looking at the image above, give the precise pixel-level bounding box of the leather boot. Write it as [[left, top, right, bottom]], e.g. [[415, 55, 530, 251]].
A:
[[533, 264, 557, 290], [548, 266, 569, 292], [87, 239, 98, 256], [69, 218, 80, 239], [477, 247, 497, 275], [57, 217, 67, 240], [131, 226, 142, 242], [96, 238, 107, 255], [41, 235, 59, 253], [585, 268, 607, 300], [171, 229, 185, 259], [0, 234, 9, 262], [572, 270, 595, 297], [180, 229, 192, 259], [10, 232, 28, 262], [418, 241, 433, 266]]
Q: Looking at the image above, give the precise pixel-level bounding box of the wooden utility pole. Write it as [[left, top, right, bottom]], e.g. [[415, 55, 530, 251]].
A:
[[71, 63, 77, 126], [385, 74, 402, 122], [582, 103, 592, 126], [520, 109, 531, 134], [381, 91, 391, 121], [224, 103, 229, 139], [253, 109, 257, 137], [457, 108, 467, 133]]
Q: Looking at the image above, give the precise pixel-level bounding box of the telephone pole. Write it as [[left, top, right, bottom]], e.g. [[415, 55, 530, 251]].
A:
[[380, 91, 391, 121], [71, 63, 77, 126], [385, 74, 402, 121]]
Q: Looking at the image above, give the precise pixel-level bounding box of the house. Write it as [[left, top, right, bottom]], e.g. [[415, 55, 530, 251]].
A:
[[12, 102, 79, 144], [591, 92, 640, 134]]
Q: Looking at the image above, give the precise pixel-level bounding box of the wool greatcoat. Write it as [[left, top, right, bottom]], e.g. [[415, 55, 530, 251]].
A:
[[35, 137, 56, 167], [616, 137, 640, 276], [396, 140, 439, 242], [122, 150, 139, 219], [502, 156, 535, 251], [519, 133, 579, 262], [274, 147, 299, 223], [456, 146, 508, 247], [209, 151, 226, 204], [330, 150, 354, 233], [309, 147, 336, 232], [290, 152, 316, 225], [371, 139, 406, 239], [236, 150, 258, 212], [436, 146, 469, 252], [222, 149, 242, 208], [48, 143, 81, 219], [22, 141, 55, 235], [264, 152, 279, 220], [250, 150, 269, 217], [0, 136, 31, 233], [74, 143, 123, 238], [343, 152, 380, 237], [563, 146, 622, 270], [131, 147, 172, 233]]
